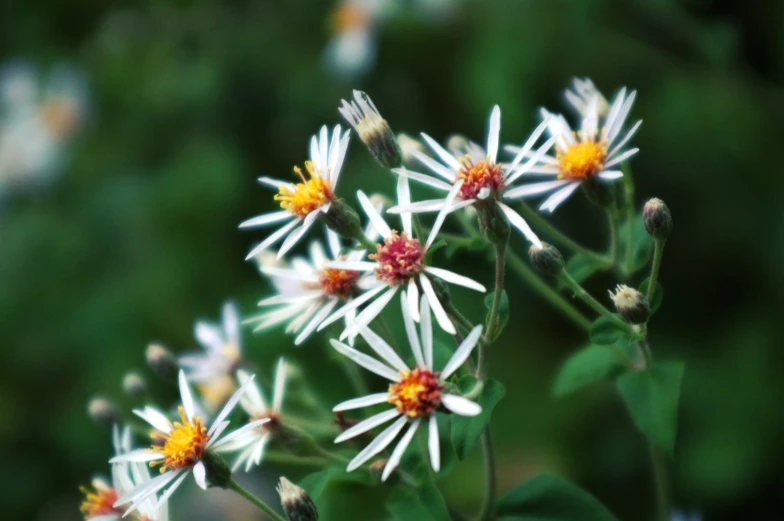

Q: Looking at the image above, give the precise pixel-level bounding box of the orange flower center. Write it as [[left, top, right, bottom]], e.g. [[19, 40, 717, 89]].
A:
[[150, 406, 210, 473], [456, 156, 504, 200], [369, 231, 424, 286], [319, 267, 360, 298], [557, 141, 607, 180], [388, 368, 443, 418], [79, 482, 122, 519], [275, 161, 334, 217], [330, 3, 371, 32], [40, 98, 79, 139]]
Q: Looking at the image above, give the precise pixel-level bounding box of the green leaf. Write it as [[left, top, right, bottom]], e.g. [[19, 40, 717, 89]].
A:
[[638, 277, 664, 313], [589, 316, 627, 345], [387, 478, 451, 521], [552, 345, 628, 397], [496, 474, 619, 521], [484, 290, 509, 340], [556, 253, 607, 291], [616, 361, 685, 453], [619, 216, 654, 273], [299, 466, 372, 500], [451, 375, 506, 460]]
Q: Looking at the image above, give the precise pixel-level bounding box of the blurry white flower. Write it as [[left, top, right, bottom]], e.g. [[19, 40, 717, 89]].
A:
[[239, 125, 350, 260], [504, 79, 641, 213], [331, 291, 483, 480], [324, 0, 395, 78], [111, 371, 263, 516], [564, 77, 610, 119]]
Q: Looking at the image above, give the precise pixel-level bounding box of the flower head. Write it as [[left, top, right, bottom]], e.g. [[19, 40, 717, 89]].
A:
[[331, 292, 483, 481], [339, 90, 401, 168], [239, 125, 350, 260]]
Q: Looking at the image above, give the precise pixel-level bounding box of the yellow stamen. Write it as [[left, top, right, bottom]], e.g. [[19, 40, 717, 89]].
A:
[[557, 140, 607, 180], [150, 406, 210, 472], [275, 161, 334, 217], [388, 368, 442, 419], [79, 481, 121, 519]]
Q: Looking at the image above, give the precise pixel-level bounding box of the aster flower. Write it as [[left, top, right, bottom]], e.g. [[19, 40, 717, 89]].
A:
[[216, 361, 288, 472], [503, 80, 641, 213], [319, 179, 486, 337], [239, 125, 350, 260], [563, 77, 610, 119], [387, 105, 554, 246], [111, 371, 266, 516], [324, 0, 395, 79], [244, 229, 377, 346], [331, 292, 483, 480], [179, 301, 242, 412], [339, 90, 401, 168]]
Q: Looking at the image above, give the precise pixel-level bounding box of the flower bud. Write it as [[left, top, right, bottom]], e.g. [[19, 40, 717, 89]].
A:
[[87, 397, 119, 427], [145, 343, 178, 380], [122, 372, 147, 399], [201, 450, 232, 489], [339, 90, 401, 169], [581, 178, 615, 207], [643, 198, 672, 239], [478, 204, 510, 245], [608, 284, 650, 324], [319, 198, 364, 241], [277, 477, 319, 521], [528, 243, 564, 276]]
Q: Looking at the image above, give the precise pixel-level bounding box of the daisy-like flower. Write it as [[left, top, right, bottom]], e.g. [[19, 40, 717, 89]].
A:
[[111, 371, 266, 516], [216, 361, 288, 472], [244, 229, 373, 346], [504, 80, 641, 213], [80, 426, 169, 521], [387, 105, 554, 246], [179, 301, 243, 412], [319, 178, 486, 337], [324, 0, 395, 79], [331, 292, 483, 481], [239, 125, 350, 260]]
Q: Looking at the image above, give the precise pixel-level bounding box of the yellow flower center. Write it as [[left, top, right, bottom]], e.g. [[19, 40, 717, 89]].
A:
[[150, 406, 210, 473], [79, 482, 122, 519], [330, 3, 371, 32], [388, 368, 443, 419], [557, 140, 607, 180], [456, 156, 504, 200], [275, 161, 334, 217]]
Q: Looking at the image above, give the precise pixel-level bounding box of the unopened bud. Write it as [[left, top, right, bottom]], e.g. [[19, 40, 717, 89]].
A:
[[87, 397, 119, 427], [643, 198, 672, 239], [581, 178, 616, 207], [478, 204, 510, 245], [202, 450, 232, 489], [122, 372, 147, 399], [608, 284, 650, 324], [339, 90, 401, 169], [145, 343, 177, 380], [397, 133, 425, 166], [277, 477, 318, 521], [368, 459, 400, 485], [528, 242, 564, 276], [319, 199, 363, 241]]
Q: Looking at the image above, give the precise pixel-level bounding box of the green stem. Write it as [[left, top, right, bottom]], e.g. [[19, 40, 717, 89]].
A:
[[647, 238, 666, 303], [558, 271, 634, 334], [516, 202, 610, 266], [477, 427, 497, 521], [607, 207, 620, 265], [621, 166, 636, 272], [264, 452, 328, 466], [228, 478, 288, 521], [479, 243, 507, 379], [650, 445, 670, 521], [507, 252, 592, 331], [356, 234, 377, 251]]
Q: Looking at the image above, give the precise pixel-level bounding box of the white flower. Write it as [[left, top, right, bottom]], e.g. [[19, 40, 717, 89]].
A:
[[244, 229, 374, 346], [80, 426, 169, 521], [324, 0, 396, 78], [111, 371, 266, 517], [179, 301, 243, 411], [504, 80, 641, 213], [331, 291, 483, 480], [563, 77, 610, 119], [216, 361, 288, 472], [386, 105, 553, 246], [239, 125, 350, 260], [319, 180, 486, 337]]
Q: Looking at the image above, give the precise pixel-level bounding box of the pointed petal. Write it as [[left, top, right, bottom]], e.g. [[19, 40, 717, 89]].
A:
[[382, 419, 421, 481], [357, 324, 409, 372], [330, 339, 400, 381], [442, 394, 482, 416], [419, 294, 433, 370], [193, 461, 207, 490], [272, 358, 288, 413], [358, 190, 392, 238], [401, 291, 425, 367], [440, 325, 483, 380], [424, 266, 486, 292], [421, 132, 462, 171], [178, 371, 195, 422], [396, 172, 412, 236], [497, 202, 542, 247], [207, 373, 255, 437], [238, 211, 291, 229], [428, 416, 441, 472], [244, 219, 299, 260], [487, 105, 501, 163], [336, 408, 401, 444], [538, 182, 581, 213], [346, 415, 408, 471], [333, 392, 390, 412], [426, 180, 463, 249], [419, 274, 456, 335]]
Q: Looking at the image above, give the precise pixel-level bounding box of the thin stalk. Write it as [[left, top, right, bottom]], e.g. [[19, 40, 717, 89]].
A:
[[558, 271, 634, 334], [507, 252, 592, 331], [650, 445, 670, 521], [647, 238, 666, 303], [228, 478, 288, 521], [621, 165, 636, 272], [356, 234, 377, 251], [477, 427, 497, 521], [607, 207, 620, 265], [479, 243, 507, 379], [516, 202, 610, 266]]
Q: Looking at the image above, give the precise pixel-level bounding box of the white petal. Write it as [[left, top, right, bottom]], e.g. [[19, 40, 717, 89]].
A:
[[603, 147, 639, 169], [244, 219, 299, 260], [257, 176, 291, 189], [487, 105, 501, 163], [178, 370, 195, 422], [324, 260, 377, 271], [388, 199, 452, 214], [211, 418, 270, 449], [505, 136, 558, 185], [440, 325, 483, 380], [208, 373, 255, 437], [497, 202, 542, 247], [382, 419, 421, 481], [507, 117, 552, 171], [346, 416, 408, 473], [407, 279, 420, 322], [294, 299, 338, 345], [110, 449, 165, 464], [133, 407, 172, 435], [330, 339, 400, 381], [257, 290, 322, 307], [357, 325, 409, 372], [193, 461, 207, 490], [333, 392, 390, 412], [327, 229, 342, 258], [601, 87, 627, 141], [598, 170, 624, 180], [442, 394, 482, 416], [272, 358, 288, 413], [503, 179, 570, 200], [238, 210, 291, 229], [393, 167, 453, 192], [409, 149, 458, 181], [336, 408, 401, 444], [259, 266, 319, 282], [424, 266, 486, 293], [538, 182, 581, 213], [396, 172, 412, 236], [606, 90, 637, 144], [358, 190, 392, 238], [426, 180, 463, 249], [420, 133, 462, 171], [237, 369, 267, 415], [330, 131, 350, 186], [317, 284, 387, 331], [194, 322, 223, 353], [152, 470, 189, 510], [339, 287, 398, 341], [401, 291, 425, 368], [607, 120, 641, 159], [277, 211, 320, 260], [223, 302, 240, 350], [419, 274, 456, 335], [114, 469, 180, 506], [428, 416, 440, 472], [419, 293, 433, 370]]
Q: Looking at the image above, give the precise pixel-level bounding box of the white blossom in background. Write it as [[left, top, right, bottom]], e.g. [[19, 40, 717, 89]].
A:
[[244, 230, 374, 346], [331, 292, 483, 480], [504, 79, 642, 213], [111, 371, 263, 516], [320, 178, 486, 337], [216, 361, 288, 472], [387, 105, 553, 247], [239, 125, 350, 260]]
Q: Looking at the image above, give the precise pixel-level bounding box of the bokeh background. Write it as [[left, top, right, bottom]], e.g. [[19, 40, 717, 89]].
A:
[[2, 0, 783, 520]]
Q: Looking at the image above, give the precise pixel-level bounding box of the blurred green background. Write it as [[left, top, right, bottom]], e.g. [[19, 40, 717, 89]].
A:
[[2, 0, 783, 519]]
